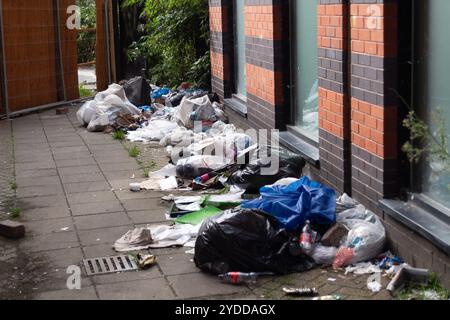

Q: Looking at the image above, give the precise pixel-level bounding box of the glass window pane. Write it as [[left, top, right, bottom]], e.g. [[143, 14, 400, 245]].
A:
[[414, 0, 450, 208], [294, 0, 318, 140], [235, 0, 247, 97]]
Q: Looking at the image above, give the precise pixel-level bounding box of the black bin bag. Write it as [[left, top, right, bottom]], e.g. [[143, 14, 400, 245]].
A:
[[228, 156, 306, 194], [194, 208, 315, 275], [123, 76, 152, 107]]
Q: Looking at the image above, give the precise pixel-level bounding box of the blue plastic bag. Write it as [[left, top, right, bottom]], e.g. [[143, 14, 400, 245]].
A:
[[241, 177, 336, 231], [151, 87, 170, 99]]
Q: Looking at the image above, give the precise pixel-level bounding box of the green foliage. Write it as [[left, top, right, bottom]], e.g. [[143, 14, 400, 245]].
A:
[[396, 273, 449, 300], [142, 160, 157, 178], [77, 0, 97, 64], [123, 0, 211, 89], [79, 84, 94, 97], [9, 207, 21, 219], [128, 146, 141, 158], [402, 106, 450, 188], [9, 180, 17, 191], [113, 130, 126, 141]]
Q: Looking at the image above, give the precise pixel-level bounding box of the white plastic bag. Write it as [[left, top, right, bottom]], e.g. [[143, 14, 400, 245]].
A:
[[333, 207, 386, 268], [77, 84, 140, 132], [311, 245, 338, 265]]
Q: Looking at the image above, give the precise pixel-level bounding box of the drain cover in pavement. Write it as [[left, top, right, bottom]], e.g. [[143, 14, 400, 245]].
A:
[[83, 255, 138, 276]]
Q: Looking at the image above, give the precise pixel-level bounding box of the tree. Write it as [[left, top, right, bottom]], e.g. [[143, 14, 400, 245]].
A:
[[123, 0, 211, 89]]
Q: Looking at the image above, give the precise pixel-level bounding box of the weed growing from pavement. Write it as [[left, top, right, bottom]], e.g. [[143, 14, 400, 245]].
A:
[[142, 160, 157, 178], [9, 207, 21, 218], [113, 130, 126, 141], [9, 180, 17, 191], [128, 146, 140, 158], [396, 273, 449, 300]]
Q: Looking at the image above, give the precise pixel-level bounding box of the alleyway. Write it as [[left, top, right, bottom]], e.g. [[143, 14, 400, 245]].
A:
[[0, 106, 393, 300]]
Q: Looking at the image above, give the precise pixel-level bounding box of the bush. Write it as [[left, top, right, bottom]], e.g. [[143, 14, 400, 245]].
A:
[[77, 0, 97, 64], [123, 0, 211, 89]]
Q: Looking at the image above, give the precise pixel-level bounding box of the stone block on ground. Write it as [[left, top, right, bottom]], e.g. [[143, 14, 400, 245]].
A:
[[0, 220, 26, 239]]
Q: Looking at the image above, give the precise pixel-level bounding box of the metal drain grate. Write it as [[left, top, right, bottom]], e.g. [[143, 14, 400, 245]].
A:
[[83, 255, 138, 276]]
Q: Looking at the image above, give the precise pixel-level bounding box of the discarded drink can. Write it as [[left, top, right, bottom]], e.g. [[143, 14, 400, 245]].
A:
[[283, 287, 318, 297]]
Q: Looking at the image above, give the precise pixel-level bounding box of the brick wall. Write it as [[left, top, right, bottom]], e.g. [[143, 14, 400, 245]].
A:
[[349, 0, 399, 214], [209, 0, 233, 99], [318, 0, 351, 195], [209, 0, 450, 287]]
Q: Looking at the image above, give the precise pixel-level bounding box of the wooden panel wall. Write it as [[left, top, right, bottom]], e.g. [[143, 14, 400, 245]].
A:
[[60, 0, 80, 101], [96, 0, 108, 91], [2, 0, 59, 112]]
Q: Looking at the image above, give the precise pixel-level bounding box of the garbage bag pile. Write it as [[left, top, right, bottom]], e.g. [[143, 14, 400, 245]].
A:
[[77, 77, 224, 134], [77, 83, 141, 132], [80, 78, 389, 282]]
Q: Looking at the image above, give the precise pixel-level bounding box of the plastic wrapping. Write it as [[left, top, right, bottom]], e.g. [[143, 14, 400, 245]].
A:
[[228, 156, 306, 194], [333, 206, 386, 268], [194, 208, 315, 275], [126, 120, 179, 142], [310, 245, 338, 265], [176, 155, 230, 179], [77, 84, 141, 132], [241, 176, 336, 231]]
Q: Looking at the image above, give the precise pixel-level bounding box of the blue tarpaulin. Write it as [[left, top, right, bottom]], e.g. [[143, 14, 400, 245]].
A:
[[241, 177, 336, 231]]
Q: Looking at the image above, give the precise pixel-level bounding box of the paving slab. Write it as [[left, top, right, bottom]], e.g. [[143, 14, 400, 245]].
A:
[[74, 212, 131, 230], [16, 176, 61, 188], [96, 278, 175, 300], [30, 247, 84, 269], [21, 206, 72, 221], [121, 198, 169, 212], [168, 273, 251, 299], [70, 201, 124, 216], [91, 267, 163, 285], [55, 157, 97, 168], [67, 190, 118, 206], [17, 185, 64, 198], [32, 287, 98, 300], [58, 165, 101, 177], [18, 195, 68, 210], [64, 181, 112, 194], [82, 243, 118, 259], [19, 232, 79, 253], [77, 226, 132, 246], [25, 218, 74, 236], [128, 210, 167, 225], [16, 168, 58, 179], [157, 253, 200, 276], [60, 172, 106, 184]]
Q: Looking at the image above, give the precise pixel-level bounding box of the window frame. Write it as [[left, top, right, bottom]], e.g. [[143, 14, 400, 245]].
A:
[[288, 0, 319, 146], [232, 0, 247, 103], [407, 0, 450, 217]]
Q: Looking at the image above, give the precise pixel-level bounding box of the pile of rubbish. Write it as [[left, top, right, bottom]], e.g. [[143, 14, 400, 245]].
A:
[[77, 76, 411, 297], [77, 77, 223, 133]]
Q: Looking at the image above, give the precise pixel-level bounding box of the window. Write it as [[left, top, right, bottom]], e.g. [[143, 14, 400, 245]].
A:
[[291, 0, 318, 142], [413, 0, 450, 210], [234, 0, 247, 99]]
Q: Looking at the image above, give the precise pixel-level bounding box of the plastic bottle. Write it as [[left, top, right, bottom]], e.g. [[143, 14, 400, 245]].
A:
[[219, 272, 274, 285], [300, 220, 313, 253]]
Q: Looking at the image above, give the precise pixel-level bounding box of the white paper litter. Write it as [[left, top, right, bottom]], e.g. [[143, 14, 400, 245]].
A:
[[159, 176, 178, 190], [345, 262, 382, 275], [114, 224, 201, 252], [367, 280, 382, 293]]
